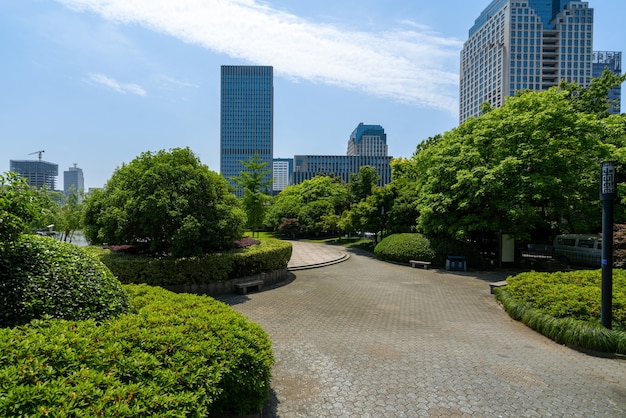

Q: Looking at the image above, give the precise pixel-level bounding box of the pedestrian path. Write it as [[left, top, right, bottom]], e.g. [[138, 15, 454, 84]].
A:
[[220, 242, 626, 417], [286, 241, 349, 271]]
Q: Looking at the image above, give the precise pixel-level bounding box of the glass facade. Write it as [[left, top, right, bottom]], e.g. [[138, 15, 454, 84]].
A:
[[347, 123, 388, 157], [460, 0, 594, 123], [220, 65, 273, 195], [593, 51, 622, 114], [292, 155, 392, 187], [63, 164, 85, 196]]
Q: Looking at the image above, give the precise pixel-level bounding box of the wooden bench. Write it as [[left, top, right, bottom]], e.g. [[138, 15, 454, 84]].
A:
[[234, 280, 264, 295], [489, 280, 507, 294], [409, 260, 432, 269]]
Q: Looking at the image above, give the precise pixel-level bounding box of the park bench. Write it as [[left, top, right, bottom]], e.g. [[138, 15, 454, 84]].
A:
[[235, 279, 264, 295], [489, 280, 507, 294], [409, 260, 432, 269]]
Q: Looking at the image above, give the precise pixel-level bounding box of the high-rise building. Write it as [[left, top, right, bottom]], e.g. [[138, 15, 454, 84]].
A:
[[292, 155, 392, 187], [291, 123, 392, 187], [347, 123, 388, 157], [64, 164, 85, 196], [10, 159, 59, 190], [460, 0, 594, 123], [592, 51, 622, 114], [273, 158, 293, 194], [220, 65, 273, 195]]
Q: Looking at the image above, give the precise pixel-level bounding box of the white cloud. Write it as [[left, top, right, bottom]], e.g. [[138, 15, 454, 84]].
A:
[[59, 0, 461, 112], [88, 73, 147, 96]]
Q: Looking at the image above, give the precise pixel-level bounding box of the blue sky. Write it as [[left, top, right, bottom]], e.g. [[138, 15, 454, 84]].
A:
[[1, 0, 624, 190]]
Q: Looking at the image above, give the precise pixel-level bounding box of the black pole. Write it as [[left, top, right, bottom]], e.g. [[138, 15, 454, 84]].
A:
[[600, 161, 616, 329]]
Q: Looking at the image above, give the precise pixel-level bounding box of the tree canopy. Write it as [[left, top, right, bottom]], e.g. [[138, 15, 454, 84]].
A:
[[412, 88, 626, 240], [265, 175, 349, 237], [83, 148, 246, 256]]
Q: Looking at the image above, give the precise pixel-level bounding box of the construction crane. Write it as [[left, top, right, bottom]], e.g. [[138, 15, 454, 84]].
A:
[[28, 150, 45, 161]]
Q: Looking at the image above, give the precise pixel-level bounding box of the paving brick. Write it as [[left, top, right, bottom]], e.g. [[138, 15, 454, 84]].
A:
[[218, 243, 626, 417]]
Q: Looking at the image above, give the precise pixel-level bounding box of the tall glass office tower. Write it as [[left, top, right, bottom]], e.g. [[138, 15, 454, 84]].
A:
[[460, 0, 594, 123], [220, 65, 273, 195]]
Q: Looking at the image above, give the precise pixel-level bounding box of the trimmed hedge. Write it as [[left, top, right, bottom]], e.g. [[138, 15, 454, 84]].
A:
[[0, 234, 129, 328], [495, 270, 626, 355], [374, 233, 483, 267], [0, 284, 274, 417], [88, 238, 292, 286]]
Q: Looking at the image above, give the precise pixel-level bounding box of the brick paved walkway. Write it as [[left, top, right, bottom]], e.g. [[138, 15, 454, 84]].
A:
[[219, 243, 626, 417]]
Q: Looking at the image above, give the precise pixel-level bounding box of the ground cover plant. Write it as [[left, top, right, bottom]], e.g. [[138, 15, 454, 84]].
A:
[[0, 284, 274, 417], [495, 270, 626, 355]]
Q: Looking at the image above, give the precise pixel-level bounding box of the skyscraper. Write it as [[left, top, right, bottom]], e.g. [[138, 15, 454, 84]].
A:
[[347, 123, 388, 157], [64, 164, 85, 196], [460, 0, 594, 123], [220, 65, 273, 195], [592, 51, 622, 114]]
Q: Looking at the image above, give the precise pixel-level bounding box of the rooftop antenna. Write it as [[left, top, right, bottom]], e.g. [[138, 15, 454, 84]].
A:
[[28, 150, 45, 161]]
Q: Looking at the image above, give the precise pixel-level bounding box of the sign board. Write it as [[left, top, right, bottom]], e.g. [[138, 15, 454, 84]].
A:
[[601, 161, 617, 199]]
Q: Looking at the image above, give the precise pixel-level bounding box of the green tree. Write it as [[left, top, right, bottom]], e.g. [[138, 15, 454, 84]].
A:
[[0, 172, 40, 248], [560, 68, 626, 117], [232, 154, 272, 237], [412, 88, 625, 241], [83, 148, 246, 257], [265, 175, 349, 236], [348, 165, 379, 204]]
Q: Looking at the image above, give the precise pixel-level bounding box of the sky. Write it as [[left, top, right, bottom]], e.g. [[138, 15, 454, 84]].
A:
[[1, 0, 624, 190]]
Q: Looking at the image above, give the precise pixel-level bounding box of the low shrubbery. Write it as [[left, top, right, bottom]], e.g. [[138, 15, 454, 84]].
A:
[[495, 270, 626, 355], [0, 234, 129, 328], [0, 284, 274, 417], [87, 238, 292, 286], [374, 233, 483, 267]]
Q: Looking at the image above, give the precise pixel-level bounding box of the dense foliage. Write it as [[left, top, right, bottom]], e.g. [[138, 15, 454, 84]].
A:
[[374, 233, 482, 267], [0, 284, 274, 416], [83, 148, 246, 257], [0, 235, 129, 328], [0, 173, 40, 248], [88, 238, 292, 285], [411, 88, 626, 241], [265, 175, 349, 237]]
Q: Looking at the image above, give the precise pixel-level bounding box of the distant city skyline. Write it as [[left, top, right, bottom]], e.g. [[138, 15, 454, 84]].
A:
[[1, 0, 624, 189]]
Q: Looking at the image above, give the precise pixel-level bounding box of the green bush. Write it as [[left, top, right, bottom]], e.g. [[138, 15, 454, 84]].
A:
[[374, 233, 436, 263], [505, 270, 626, 328], [0, 235, 129, 328], [0, 284, 274, 417], [88, 238, 292, 286], [495, 269, 626, 355], [374, 233, 482, 267]]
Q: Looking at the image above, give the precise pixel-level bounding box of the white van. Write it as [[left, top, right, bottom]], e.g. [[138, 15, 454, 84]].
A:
[[552, 234, 602, 267]]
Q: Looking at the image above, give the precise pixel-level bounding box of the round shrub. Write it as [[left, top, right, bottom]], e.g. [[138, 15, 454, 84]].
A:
[[374, 233, 436, 263], [374, 233, 483, 267], [0, 234, 129, 327]]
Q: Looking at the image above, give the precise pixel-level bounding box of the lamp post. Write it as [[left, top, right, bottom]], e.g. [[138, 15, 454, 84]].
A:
[[600, 161, 617, 329]]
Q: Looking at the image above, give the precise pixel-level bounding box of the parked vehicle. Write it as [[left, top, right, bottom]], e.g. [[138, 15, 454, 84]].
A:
[[552, 234, 602, 267]]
